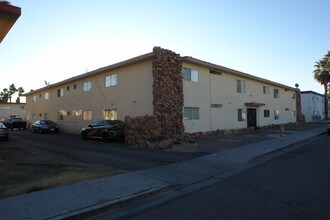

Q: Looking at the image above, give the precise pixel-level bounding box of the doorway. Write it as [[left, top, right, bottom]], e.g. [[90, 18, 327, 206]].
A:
[[247, 108, 257, 128]]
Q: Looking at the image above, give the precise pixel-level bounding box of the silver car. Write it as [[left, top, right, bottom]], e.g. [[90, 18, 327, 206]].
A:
[[0, 123, 9, 141]]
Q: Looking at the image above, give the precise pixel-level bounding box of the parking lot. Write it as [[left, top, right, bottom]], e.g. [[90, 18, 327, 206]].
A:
[[0, 129, 206, 199]]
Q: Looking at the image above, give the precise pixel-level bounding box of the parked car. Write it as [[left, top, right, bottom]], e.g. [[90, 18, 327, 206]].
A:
[[327, 121, 330, 135], [3, 117, 26, 130], [81, 120, 125, 141], [0, 123, 9, 141], [32, 120, 59, 134]]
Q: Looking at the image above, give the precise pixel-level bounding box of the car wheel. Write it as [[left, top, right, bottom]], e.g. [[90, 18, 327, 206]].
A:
[[82, 132, 89, 140], [102, 133, 109, 142]]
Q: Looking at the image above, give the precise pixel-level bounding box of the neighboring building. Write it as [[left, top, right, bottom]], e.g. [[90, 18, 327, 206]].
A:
[[0, 2, 21, 43], [0, 103, 26, 122], [24, 47, 298, 135], [301, 91, 330, 122]]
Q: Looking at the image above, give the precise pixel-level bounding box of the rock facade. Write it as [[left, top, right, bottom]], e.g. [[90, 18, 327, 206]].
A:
[[125, 47, 184, 147], [295, 90, 305, 122]]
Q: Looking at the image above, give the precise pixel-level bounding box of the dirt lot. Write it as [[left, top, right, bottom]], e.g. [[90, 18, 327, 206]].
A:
[[0, 138, 126, 199], [0, 130, 205, 199]]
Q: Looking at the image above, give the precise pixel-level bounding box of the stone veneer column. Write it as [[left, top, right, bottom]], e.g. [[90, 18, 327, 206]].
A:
[[295, 89, 305, 122], [152, 47, 184, 135]]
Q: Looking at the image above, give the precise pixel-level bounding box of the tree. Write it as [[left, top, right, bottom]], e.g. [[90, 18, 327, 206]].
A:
[[313, 51, 330, 120], [0, 84, 25, 103], [8, 83, 17, 103], [16, 87, 25, 103]]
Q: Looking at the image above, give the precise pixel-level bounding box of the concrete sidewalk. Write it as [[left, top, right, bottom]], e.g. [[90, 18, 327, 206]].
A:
[[0, 126, 326, 220]]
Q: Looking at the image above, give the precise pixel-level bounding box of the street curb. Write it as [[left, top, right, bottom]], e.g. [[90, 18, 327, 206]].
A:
[[56, 184, 180, 220], [250, 131, 327, 162]]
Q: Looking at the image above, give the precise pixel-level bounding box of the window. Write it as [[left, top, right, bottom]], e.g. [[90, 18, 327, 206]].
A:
[[73, 109, 82, 116], [32, 113, 36, 120], [183, 68, 199, 82], [83, 81, 92, 91], [44, 92, 49, 100], [274, 89, 279, 98], [184, 107, 199, 120], [274, 110, 280, 120], [103, 109, 117, 120], [292, 93, 296, 99], [74, 84, 77, 90], [211, 104, 223, 108], [264, 109, 270, 117], [263, 86, 270, 94], [32, 96, 36, 102], [236, 80, 246, 93], [105, 74, 118, 87], [238, 109, 246, 121], [57, 89, 64, 97], [209, 70, 222, 75], [58, 110, 67, 120], [83, 110, 92, 120]]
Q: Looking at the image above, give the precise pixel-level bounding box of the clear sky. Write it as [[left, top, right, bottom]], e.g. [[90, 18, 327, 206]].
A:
[[1, 0, 330, 96]]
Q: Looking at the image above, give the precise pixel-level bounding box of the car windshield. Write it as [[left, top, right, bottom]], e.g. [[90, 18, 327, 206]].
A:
[[42, 120, 56, 125], [106, 120, 124, 125], [0, 123, 5, 128], [11, 118, 23, 122]]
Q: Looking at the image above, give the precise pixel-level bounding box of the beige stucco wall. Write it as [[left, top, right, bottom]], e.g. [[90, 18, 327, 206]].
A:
[[25, 60, 154, 133], [183, 62, 297, 133], [0, 103, 26, 121]]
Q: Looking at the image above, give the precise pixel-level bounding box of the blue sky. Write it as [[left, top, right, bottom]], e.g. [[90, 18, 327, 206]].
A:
[[1, 0, 330, 95]]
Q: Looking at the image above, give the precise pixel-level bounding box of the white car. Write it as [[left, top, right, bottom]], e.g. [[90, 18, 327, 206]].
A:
[[0, 123, 9, 141]]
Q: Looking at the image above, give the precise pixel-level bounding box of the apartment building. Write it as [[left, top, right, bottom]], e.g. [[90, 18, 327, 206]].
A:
[[301, 91, 330, 122], [24, 47, 298, 134], [0, 103, 26, 122]]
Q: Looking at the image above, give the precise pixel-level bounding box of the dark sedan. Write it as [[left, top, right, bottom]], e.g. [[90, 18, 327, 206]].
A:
[[32, 120, 59, 134], [0, 123, 9, 141], [81, 120, 125, 141]]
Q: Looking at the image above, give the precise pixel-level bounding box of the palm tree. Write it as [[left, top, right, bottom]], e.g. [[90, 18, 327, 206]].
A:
[[16, 87, 25, 103], [8, 84, 17, 103], [313, 51, 330, 120]]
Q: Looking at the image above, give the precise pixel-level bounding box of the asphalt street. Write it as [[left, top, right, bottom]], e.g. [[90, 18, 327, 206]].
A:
[[113, 135, 330, 220]]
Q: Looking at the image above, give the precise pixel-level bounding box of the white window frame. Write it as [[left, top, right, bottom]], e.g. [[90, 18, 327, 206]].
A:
[[237, 80, 246, 94], [105, 74, 118, 87], [183, 68, 199, 83], [274, 88, 279, 98], [83, 81, 92, 92], [32, 96, 37, 102], [83, 110, 92, 121], [57, 88, 64, 97], [44, 92, 49, 100], [183, 107, 200, 120], [274, 109, 280, 120], [238, 108, 247, 121], [103, 109, 117, 120], [263, 86, 270, 94]]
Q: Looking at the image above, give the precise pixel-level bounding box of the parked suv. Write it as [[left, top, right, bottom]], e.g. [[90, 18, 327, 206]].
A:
[[3, 117, 26, 130]]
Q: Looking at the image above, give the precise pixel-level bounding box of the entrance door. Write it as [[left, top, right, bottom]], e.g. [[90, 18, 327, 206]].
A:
[[247, 108, 257, 128]]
